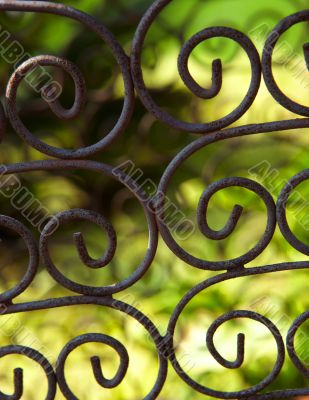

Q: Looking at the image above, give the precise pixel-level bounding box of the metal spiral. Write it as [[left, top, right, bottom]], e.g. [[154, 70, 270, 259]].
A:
[[0, 0, 307, 398]]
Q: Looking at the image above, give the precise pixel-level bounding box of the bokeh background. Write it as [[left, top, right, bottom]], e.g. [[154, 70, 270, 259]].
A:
[[0, 0, 308, 398]]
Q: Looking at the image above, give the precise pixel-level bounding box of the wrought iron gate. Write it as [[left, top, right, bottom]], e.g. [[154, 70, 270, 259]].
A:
[[0, 0, 308, 399]]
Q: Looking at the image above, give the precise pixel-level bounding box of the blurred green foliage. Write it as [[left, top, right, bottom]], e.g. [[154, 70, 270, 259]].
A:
[[0, 0, 308, 398]]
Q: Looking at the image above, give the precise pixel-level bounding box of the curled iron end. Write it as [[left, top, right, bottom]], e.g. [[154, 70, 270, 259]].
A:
[[57, 334, 129, 398], [91, 355, 128, 389], [207, 330, 245, 369], [73, 228, 116, 269], [178, 44, 223, 100], [10, 368, 23, 400], [0, 345, 56, 399]]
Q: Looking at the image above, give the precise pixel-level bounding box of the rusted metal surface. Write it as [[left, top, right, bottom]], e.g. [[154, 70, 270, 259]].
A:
[[0, 0, 308, 399]]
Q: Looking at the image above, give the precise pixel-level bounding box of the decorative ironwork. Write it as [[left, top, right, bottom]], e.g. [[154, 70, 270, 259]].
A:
[[0, 0, 308, 398]]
